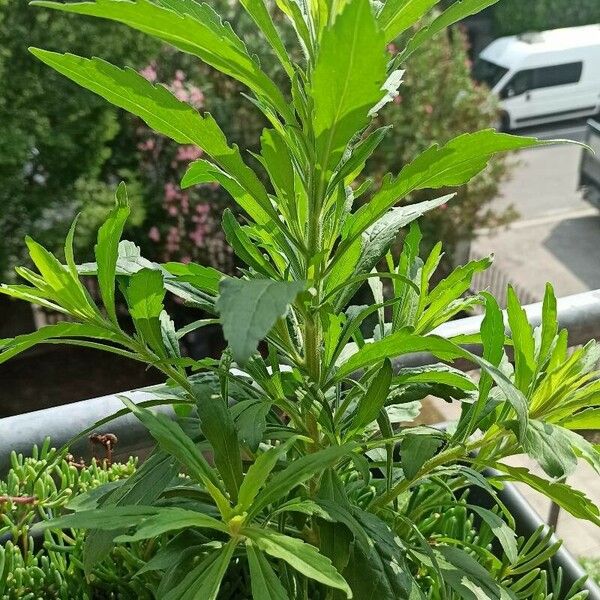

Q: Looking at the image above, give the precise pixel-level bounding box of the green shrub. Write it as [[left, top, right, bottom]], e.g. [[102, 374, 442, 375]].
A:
[[0, 0, 599, 598], [493, 0, 600, 36]]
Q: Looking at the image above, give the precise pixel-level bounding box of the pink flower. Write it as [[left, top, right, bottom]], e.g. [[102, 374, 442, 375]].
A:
[[164, 182, 179, 201], [148, 226, 161, 242], [176, 146, 203, 162], [189, 87, 205, 108], [387, 43, 397, 55], [424, 104, 433, 114], [140, 63, 157, 83], [175, 69, 186, 82]]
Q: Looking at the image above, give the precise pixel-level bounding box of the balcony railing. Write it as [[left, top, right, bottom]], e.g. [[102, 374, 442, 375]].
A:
[[2, 288, 600, 471]]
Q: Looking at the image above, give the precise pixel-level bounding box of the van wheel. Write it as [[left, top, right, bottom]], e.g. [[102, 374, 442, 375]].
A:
[[496, 111, 511, 132]]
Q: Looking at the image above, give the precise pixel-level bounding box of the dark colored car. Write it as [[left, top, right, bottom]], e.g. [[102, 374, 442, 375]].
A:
[[580, 119, 600, 208]]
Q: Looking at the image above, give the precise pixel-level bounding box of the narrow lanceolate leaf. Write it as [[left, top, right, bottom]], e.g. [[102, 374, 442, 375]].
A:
[[163, 541, 237, 600], [468, 505, 518, 564], [344, 130, 540, 243], [181, 159, 272, 226], [539, 283, 558, 363], [31, 0, 292, 120], [349, 359, 393, 433], [222, 209, 278, 277], [245, 528, 352, 597], [0, 322, 122, 365], [236, 438, 296, 512], [378, 0, 439, 42], [496, 463, 600, 525], [350, 194, 454, 280], [248, 444, 354, 518], [28, 50, 272, 221], [310, 0, 387, 182], [95, 182, 130, 323], [506, 286, 535, 394], [42, 505, 225, 535], [194, 384, 244, 503], [238, 0, 294, 77], [563, 408, 600, 430], [216, 278, 305, 366], [246, 544, 290, 600], [120, 397, 226, 502], [335, 331, 462, 380], [397, 0, 500, 62]]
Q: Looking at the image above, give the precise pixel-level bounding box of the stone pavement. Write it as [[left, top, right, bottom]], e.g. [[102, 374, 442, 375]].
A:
[[472, 144, 600, 302]]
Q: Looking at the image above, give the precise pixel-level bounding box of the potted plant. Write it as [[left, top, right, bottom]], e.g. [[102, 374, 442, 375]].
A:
[[1, 0, 600, 597]]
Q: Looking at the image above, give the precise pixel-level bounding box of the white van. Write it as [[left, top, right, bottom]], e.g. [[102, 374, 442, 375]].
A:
[[473, 24, 600, 130]]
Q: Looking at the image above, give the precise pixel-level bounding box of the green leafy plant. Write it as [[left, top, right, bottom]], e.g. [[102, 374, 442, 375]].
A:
[[1, 0, 599, 597], [0, 440, 139, 599]]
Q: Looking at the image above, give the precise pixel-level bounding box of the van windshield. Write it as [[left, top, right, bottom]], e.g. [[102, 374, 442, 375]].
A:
[[473, 58, 509, 89]]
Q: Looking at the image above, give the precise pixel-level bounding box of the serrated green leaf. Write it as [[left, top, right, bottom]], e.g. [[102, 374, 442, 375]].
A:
[[44, 505, 225, 542], [563, 408, 600, 430], [84, 451, 179, 573], [247, 543, 290, 600], [163, 261, 222, 296], [216, 278, 305, 366], [25, 236, 97, 318], [29, 49, 272, 221], [114, 508, 226, 542], [496, 463, 600, 525], [95, 182, 130, 323], [32, 0, 292, 120], [239, 0, 293, 78], [344, 130, 540, 244], [335, 331, 461, 380], [335, 195, 454, 307], [310, 0, 387, 182], [245, 528, 351, 597], [0, 322, 121, 365], [181, 159, 272, 226]]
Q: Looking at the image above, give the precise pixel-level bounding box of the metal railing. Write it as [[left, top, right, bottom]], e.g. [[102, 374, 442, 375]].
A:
[[2, 289, 600, 470]]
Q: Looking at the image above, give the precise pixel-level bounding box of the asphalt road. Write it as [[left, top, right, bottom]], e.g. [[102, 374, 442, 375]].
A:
[[472, 117, 600, 301]]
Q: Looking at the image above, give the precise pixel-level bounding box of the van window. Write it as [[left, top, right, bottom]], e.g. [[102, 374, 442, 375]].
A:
[[532, 62, 583, 89], [473, 58, 509, 89], [499, 61, 583, 99], [500, 70, 532, 99]]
